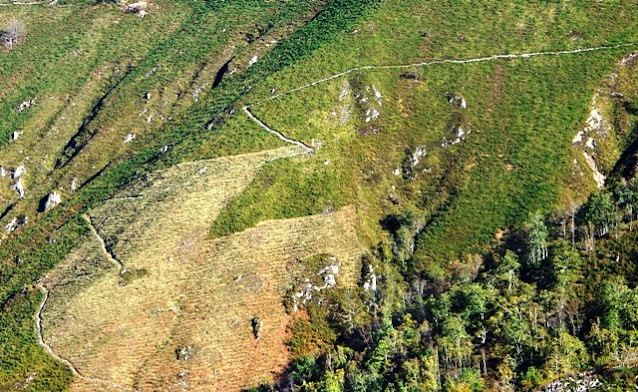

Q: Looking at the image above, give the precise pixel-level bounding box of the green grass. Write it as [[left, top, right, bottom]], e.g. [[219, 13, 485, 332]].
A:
[[2, 0, 638, 389], [0, 290, 73, 391], [210, 0, 638, 270], [0, 214, 86, 391], [0, 1, 381, 388]]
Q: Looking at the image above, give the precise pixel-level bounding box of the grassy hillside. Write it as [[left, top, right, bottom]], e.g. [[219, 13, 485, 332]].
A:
[[0, 0, 638, 390], [211, 0, 638, 265], [0, 1, 380, 390]]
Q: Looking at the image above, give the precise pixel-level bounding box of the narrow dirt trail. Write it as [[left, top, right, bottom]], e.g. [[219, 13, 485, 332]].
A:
[[0, 1, 46, 5], [35, 286, 133, 391], [252, 42, 638, 106], [244, 42, 637, 152], [82, 213, 125, 273], [243, 106, 314, 153], [35, 286, 81, 377], [33, 215, 135, 391]]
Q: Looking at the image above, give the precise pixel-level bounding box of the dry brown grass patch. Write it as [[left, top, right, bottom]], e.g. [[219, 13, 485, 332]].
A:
[[41, 147, 363, 391]]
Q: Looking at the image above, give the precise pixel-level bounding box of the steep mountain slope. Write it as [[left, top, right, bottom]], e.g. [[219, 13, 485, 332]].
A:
[[1, 0, 638, 391]]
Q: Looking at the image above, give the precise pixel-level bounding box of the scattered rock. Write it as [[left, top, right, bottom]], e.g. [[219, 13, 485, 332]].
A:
[[586, 108, 604, 134], [339, 82, 351, 101], [292, 281, 314, 311], [410, 146, 427, 167], [289, 256, 342, 312], [360, 127, 381, 136], [124, 1, 148, 17], [621, 53, 638, 67], [13, 178, 25, 198], [124, 133, 136, 143], [12, 371, 37, 390], [70, 178, 77, 193], [442, 123, 470, 147], [319, 262, 339, 288], [145, 66, 158, 77], [352, 78, 384, 133], [206, 112, 227, 130], [16, 99, 36, 113], [572, 98, 612, 188], [43, 192, 61, 211], [248, 55, 259, 66], [362, 264, 377, 292], [175, 346, 193, 361], [365, 108, 380, 123], [5, 218, 18, 233], [0, 167, 6, 178], [12, 131, 22, 141], [583, 151, 606, 188], [372, 85, 383, 106], [401, 146, 427, 180], [193, 83, 206, 101], [144, 92, 151, 100], [448, 94, 467, 109], [13, 164, 25, 179], [543, 372, 601, 392]]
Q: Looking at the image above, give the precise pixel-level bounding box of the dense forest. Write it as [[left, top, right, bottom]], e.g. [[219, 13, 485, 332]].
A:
[[250, 177, 638, 391]]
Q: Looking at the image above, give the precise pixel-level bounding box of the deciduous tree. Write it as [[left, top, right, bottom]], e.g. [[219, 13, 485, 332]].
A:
[[2, 19, 25, 50]]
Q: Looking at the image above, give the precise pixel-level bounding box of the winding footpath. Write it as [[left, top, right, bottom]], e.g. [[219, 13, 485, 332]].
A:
[[245, 43, 637, 148], [82, 214, 125, 273], [243, 106, 313, 153], [35, 286, 80, 376], [35, 286, 132, 391], [34, 215, 130, 391], [251, 42, 638, 107], [0, 1, 48, 6]]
